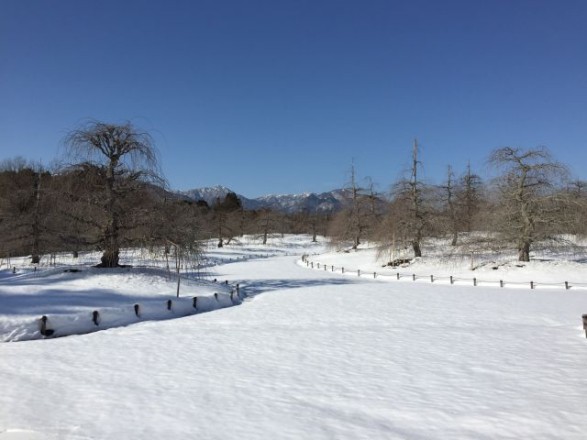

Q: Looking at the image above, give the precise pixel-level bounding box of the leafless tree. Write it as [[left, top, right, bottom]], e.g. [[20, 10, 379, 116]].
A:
[[457, 162, 483, 233], [328, 164, 380, 250], [64, 121, 163, 267], [488, 146, 569, 261], [389, 139, 429, 257], [212, 192, 242, 247]]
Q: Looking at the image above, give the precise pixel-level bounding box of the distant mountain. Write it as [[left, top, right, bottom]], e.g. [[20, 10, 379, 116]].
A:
[[178, 186, 354, 213]]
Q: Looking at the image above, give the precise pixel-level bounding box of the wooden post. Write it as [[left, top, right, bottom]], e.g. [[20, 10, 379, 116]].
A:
[[236, 284, 240, 296], [332, 265, 334, 272], [193, 297, 198, 310], [92, 310, 100, 326], [473, 278, 477, 287], [412, 274, 416, 281], [167, 299, 172, 310], [500, 280, 504, 288], [530, 281, 534, 290], [565, 281, 569, 290], [342, 267, 345, 274], [397, 272, 400, 280], [374, 272, 377, 279], [430, 275, 434, 283], [358, 269, 361, 277], [134, 304, 140, 318], [39, 315, 54, 337], [450, 276, 453, 285]]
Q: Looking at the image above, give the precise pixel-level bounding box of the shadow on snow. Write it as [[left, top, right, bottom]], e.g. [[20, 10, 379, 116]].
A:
[[242, 277, 357, 299]]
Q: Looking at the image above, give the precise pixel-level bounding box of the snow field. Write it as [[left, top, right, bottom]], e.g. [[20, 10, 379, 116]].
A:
[[1, 236, 587, 438]]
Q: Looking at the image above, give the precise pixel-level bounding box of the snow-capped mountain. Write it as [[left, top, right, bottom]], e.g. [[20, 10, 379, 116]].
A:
[[178, 186, 351, 213]]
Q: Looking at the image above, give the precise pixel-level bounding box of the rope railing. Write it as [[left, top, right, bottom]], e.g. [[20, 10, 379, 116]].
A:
[[301, 255, 586, 291], [36, 281, 244, 339]]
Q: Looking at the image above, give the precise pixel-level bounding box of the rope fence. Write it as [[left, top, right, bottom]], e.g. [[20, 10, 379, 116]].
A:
[[301, 255, 587, 291], [37, 282, 243, 339]]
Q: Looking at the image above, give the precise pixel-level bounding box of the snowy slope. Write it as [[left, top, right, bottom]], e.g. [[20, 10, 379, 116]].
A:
[[1, 236, 587, 439]]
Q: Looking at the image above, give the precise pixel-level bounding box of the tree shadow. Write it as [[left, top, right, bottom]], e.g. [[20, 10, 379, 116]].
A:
[[0, 288, 173, 316]]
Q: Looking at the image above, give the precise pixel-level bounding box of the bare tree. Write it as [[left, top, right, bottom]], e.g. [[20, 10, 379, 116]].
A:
[[390, 139, 428, 257], [488, 146, 568, 262], [440, 165, 459, 246], [328, 164, 379, 250], [457, 162, 483, 233], [212, 192, 242, 247], [64, 121, 163, 267]]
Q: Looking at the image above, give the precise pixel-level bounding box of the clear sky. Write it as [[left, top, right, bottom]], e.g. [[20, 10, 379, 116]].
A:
[[1, 0, 586, 197]]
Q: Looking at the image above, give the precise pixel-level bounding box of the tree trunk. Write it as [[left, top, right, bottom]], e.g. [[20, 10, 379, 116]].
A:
[[518, 241, 530, 262], [451, 230, 458, 246], [100, 249, 119, 267], [412, 240, 422, 258]]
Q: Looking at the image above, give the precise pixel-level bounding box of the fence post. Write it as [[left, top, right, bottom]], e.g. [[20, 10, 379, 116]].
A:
[[500, 280, 504, 288], [396, 272, 400, 280], [358, 269, 361, 277], [473, 278, 477, 287], [134, 304, 140, 318], [193, 297, 198, 310], [92, 310, 100, 326], [167, 299, 172, 310], [565, 281, 569, 290], [332, 265, 334, 272], [450, 276, 453, 285], [311, 262, 314, 268], [412, 274, 416, 281], [374, 272, 377, 279], [342, 267, 345, 274], [430, 275, 434, 283], [530, 281, 534, 290], [39, 315, 54, 337]]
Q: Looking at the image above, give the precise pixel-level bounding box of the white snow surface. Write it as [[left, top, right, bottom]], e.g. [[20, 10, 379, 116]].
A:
[[1, 235, 587, 439]]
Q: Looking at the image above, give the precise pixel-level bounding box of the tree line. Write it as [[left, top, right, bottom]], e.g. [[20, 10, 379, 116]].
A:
[[329, 140, 587, 262], [0, 121, 329, 267], [1, 122, 585, 267]]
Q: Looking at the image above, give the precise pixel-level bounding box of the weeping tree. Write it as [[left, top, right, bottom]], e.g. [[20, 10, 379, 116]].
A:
[[64, 121, 163, 267], [489, 146, 568, 262]]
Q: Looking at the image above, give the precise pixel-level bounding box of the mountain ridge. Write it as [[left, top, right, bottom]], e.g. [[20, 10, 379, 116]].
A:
[[178, 185, 350, 213]]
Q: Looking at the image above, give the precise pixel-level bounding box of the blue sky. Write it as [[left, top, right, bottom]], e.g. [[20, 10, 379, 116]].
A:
[[1, 0, 586, 197]]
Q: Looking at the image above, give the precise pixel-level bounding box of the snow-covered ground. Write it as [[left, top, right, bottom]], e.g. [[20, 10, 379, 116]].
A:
[[1, 235, 587, 439]]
